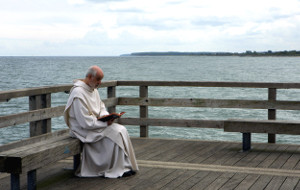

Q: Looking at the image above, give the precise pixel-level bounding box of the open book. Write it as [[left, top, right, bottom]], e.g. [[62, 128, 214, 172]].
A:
[[98, 112, 125, 122]]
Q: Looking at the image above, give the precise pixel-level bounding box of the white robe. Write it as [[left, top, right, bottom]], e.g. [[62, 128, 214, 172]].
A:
[[64, 80, 138, 178]]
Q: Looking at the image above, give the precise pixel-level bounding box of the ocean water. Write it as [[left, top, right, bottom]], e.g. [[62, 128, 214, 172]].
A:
[[1, 56, 300, 145]]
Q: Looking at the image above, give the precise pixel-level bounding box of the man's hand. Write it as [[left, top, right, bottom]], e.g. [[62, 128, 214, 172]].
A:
[[107, 119, 114, 126]]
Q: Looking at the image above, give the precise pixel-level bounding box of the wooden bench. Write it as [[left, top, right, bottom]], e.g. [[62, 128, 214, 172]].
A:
[[224, 119, 300, 151], [0, 129, 82, 190]]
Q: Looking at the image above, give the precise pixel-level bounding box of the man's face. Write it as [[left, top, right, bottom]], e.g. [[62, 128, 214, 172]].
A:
[[90, 74, 102, 89]]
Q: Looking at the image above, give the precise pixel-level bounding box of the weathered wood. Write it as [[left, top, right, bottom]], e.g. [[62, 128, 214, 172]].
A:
[[0, 85, 72, 102], [224, 119, 300, 151], [2, 81, 300, 137], [0, 134, 71, 157], [0, 137, 81, 174], [0, 129, 69, 152], [0, 128, 81, 190], [235, 174, 261, 190], [2, 81, 300, 103], [107, 86, 116, 113], [0, 106, 65, 129], [139, 86, 148, 137], [117, 80, 300, 88], [0, 81, 117, 102], [118, 97, 300, 110], [2, 138, 300, 189], [118, 118, 224, 128], [280, 177, 300, 189], [102, 97, 118, 107], [268, 88, 277, 143], [29, 94, 51, 137], [0, 97, 117, 129], [2, 80, 300, 190], [224, 119, 300, 135], [206, 172, 235, 189]]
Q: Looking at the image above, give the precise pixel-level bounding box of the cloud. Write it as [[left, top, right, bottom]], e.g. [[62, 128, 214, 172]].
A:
[[86, 0, 127, 2], [0, 0, 299, 55]]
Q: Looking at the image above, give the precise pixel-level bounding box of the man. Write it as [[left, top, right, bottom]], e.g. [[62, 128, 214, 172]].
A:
[[64, 65, 138, 178]]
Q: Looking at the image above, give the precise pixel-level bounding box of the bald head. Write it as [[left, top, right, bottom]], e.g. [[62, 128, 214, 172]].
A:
[[84, 65, 104, 89], [86, 65, 104, 78]]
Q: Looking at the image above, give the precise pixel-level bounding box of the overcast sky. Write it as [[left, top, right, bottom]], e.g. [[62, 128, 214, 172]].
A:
[[0, 0, 299, 56]]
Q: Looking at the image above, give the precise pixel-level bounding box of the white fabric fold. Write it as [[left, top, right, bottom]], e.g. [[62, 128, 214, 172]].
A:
[[63, 79, 138, 178]]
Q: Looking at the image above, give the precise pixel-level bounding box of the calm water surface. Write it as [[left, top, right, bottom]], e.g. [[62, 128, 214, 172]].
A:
[[1, 56, 300, 145]]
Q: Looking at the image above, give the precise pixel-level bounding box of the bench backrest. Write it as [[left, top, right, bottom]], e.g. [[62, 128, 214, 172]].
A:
[[224, 119, 300, 135]]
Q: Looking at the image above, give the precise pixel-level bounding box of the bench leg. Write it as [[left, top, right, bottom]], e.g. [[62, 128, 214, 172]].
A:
[[27, 170, 37, 190], [11, 174, 20, 190], [242, 133, 251, 151], [73, 154, 81, 171]]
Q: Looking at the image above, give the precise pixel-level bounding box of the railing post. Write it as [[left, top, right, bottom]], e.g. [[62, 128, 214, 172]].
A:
[[29, 94, 51, 137], [268, 88, 276, 143], [140, 86, 148, 137], [107, 86, 116, 113]]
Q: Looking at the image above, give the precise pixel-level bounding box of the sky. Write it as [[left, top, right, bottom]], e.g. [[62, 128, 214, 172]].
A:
[[0, 0, 300, 56]]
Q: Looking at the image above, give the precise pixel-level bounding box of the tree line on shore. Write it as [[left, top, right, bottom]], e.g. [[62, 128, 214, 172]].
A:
[[125, 50, 300, 56]]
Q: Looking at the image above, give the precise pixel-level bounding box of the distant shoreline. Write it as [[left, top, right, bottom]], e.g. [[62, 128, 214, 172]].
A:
[[121, 50, 300, 57]]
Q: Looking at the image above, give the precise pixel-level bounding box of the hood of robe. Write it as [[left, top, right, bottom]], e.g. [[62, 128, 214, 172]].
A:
[[64, 79, 97, 127], [71, 79, 93, 93]]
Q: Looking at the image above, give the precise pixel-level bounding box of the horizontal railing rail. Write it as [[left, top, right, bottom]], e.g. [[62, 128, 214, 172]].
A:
[[118, 118, 224, 129], [0, 81, 118, 137], [0, 98, 118, 129], [117, 97, 300, 110], [0, 80, 118, 102], [117, 80, 300, 88], [1, 80, 300, 143]]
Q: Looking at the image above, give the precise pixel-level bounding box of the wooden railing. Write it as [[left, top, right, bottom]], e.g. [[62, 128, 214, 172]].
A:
[[0, 81, 118, 137], [1, 81, 300, 144]]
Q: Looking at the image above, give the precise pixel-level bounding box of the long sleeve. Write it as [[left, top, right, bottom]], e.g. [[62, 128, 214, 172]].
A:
[[72, 98, 108, 129], [99, 100, 109, 117]]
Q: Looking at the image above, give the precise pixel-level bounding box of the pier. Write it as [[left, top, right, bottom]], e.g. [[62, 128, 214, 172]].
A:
[[2, 138, 300, 189], [1, 81, 300, 189]]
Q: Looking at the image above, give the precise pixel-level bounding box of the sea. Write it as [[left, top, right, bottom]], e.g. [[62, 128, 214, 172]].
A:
[[1, 56, 300, 145]]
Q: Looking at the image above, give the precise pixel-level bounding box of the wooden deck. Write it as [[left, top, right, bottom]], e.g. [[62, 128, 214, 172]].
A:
[[1, 137, 300, 190]]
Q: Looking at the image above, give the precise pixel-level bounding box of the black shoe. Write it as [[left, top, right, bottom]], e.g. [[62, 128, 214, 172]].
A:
[[122, 170, 136, 177]]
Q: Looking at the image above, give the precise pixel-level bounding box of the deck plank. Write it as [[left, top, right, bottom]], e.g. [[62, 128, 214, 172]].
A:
[[264, 176, 286, 190], [234, 174, 260, 190], [175, 171, 210, 190], [199, 143, 236, 165], [246, 144, 278, 167], [189, 141, 230, 164], [257, 145, 289, 168], [249, 175, 273, 190], [190, 172, 223, 190], [158, 170, 199, 190], [218, 173, 248, 190], [279, 177, 300, 190], [1, 138, 300, 190], [269, 146, 298, 169], [205, 172, 235, 190], [149, 169, 188, 190]]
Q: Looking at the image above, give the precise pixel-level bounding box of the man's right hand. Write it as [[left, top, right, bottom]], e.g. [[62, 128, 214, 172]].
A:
[[107, 119, 114, 126]]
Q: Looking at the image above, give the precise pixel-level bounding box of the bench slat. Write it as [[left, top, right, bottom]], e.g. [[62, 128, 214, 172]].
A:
[[0, 137, 81, 174], [224, 119, 300, 135]]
